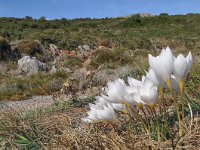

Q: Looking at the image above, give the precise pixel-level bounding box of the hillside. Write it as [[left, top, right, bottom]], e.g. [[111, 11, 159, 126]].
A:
[[0, 14, 199, 149], [0, 14, 200, 51]]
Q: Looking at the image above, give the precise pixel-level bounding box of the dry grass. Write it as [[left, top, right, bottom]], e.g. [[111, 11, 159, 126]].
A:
[[0, 46, 199, 149], [0, 96, 199, 150]]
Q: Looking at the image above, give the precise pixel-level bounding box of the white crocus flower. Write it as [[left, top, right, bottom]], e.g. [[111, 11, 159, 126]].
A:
[[94, 96, 127, 112], [171, 75, 180, 93], [136, 77, 158, 106], [103, 79, 135, 105], [173, 52, 193, 86], [164, 75, 180, 93], [82, 104, 117, 123], [145, 68, 164, 88], [127, 77, 142, 87], [149, 47, 174, 84], [109, 103, 127, 112], [94, 96, 108, 107], [132, 92, 146, 105], [173, 52, 192, 120]]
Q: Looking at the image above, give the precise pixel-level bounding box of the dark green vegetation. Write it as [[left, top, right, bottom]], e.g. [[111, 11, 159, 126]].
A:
[[0, 14, 200, 51]]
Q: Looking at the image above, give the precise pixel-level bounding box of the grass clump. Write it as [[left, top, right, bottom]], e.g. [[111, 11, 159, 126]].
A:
[[90, 48, 133, 69], [0, 71, 70, 100], [64, 57, 82, 68], [16, 39, 44, 56]]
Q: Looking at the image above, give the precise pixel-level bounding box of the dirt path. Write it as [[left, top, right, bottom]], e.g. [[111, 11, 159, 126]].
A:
[[0, 95, 55, 112], [0, 87, 100, 113]]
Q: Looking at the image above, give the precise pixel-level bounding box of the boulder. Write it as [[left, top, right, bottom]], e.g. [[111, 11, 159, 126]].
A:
[[18, 56, 47, 77], [50, 65, 57, 74]]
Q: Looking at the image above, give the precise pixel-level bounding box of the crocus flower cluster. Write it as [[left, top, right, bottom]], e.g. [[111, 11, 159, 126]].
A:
[[82, 47, 192, 123]]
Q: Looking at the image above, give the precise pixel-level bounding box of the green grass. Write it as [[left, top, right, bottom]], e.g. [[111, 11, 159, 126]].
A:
[[0, 14, 200, 51], [0, 71, 70, 101]]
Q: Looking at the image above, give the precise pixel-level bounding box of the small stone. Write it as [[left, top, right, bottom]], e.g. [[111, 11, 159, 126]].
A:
[[50, 65, 57, 74], [63, 67, 72, 73], [83, 45, 90, 51]]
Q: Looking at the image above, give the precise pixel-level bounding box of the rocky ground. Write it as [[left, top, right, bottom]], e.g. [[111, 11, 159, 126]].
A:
[[0, 86, 100, 113]]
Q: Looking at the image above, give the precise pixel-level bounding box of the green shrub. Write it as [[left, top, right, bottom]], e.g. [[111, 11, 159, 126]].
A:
[[0, 36, 10, 50], [95, 49, 114, 64], [17, 39, 43, 56]]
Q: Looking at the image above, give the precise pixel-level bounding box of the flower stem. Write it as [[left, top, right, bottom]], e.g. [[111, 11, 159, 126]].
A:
[[179, 79, 185, 121], [124, 102, 150, 134], [166, 79, 182, 136], [138, 105, 150, 131], [158, 88, 164, 103], [150, 104, 161, 142]]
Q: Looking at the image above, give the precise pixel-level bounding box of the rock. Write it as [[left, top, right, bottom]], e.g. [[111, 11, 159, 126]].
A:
[[38, 61, 47, 72], [50, 65, 57, 74], [78, 46, 84, 52], [78, 45, 90, 52], [18, 56, 47, 76], [63, 67, 72, 73], [83, 44, 90, 51]]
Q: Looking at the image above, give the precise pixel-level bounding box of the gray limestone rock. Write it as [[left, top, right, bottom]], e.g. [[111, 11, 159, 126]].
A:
[[18, 56, 46, 76]]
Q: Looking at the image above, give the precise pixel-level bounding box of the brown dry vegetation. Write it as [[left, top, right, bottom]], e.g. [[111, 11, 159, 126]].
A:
[[0, 52, 199, 149], [0, 97, 199, 149]]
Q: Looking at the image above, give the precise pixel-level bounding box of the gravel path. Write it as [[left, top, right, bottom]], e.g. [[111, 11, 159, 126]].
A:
[[0, 87, 100, 113], [0, 95, 55, 112]]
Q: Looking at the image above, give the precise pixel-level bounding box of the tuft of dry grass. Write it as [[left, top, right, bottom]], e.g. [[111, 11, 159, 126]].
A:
[[0, 97, 199, 150], [0, 46, 199, 149]]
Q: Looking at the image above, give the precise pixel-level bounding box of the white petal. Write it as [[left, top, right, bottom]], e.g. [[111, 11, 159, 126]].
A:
[[148, 54, 164, 79], [146, 68, 164, 87], [94, 96, 108, 106], [164, 75, 180, 93], [127, 77, 141, 87], [148, 88, 158, 104], [132, 93, 145, 105], [185, 51, 193, 78], [174, 54, 187, 79], [111, 103, 126, 112], [89, 103, 102, 111], [125, 86, 138, 94], [171, 75, 180, 93], [143, 77, 154, 90], [100, 106, 116, 121], [81, 117, 93, 123]]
